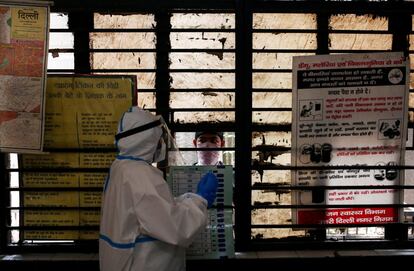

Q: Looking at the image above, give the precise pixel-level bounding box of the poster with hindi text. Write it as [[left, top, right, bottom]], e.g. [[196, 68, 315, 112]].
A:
[[44, 75, 136, 149], [19, 74, 136, 240], [291, 52, 409, 225], [0, 1, 50, 153]]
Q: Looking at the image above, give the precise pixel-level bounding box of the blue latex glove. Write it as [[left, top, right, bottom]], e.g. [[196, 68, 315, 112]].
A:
[[196, 172, 218, 208]]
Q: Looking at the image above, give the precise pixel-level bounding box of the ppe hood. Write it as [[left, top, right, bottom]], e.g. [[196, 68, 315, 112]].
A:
[[115, 107, 163, 163]]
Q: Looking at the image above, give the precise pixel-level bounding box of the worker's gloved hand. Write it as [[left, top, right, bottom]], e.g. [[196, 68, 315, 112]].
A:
[[196, 172, 218, 208]]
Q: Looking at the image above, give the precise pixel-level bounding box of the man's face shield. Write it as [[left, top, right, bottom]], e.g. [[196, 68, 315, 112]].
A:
[[115, 115, 185, 165]]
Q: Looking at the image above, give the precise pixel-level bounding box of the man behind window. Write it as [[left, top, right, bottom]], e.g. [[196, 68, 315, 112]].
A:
[[193, 131, 225, 165]]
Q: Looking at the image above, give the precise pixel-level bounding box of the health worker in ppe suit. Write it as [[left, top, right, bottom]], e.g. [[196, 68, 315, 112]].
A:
[[99, 107, 218, 271]]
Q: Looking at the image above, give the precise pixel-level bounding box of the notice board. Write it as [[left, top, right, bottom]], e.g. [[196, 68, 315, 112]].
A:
[[291, 52, 409, 225], [0, 0, 50, 153], [20, 74, 136, 240]]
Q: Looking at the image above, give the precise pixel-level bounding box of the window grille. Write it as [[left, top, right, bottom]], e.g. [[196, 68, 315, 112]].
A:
[[1, 1, 414, 253]]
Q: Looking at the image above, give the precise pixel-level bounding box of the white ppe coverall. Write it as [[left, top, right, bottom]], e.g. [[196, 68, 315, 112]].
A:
[[99, 107, 208, 271]]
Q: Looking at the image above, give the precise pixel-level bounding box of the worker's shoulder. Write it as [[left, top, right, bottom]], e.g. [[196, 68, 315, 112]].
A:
[[116, 160, 163, 180]]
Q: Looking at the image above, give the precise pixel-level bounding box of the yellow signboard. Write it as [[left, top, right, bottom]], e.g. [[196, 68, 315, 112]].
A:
[[24, 230, 98, 240], [24, 191, 79, 207], [80, 152, 116, 168], [24, 210, 79, 226], [79, 231, 99, 240], [80, 210, 100, 226], [24, 230, 79, 240], [21, 152, 116, 168], [23, 210, 100, 226], [44, 75, 135, 149], [23, 172, 78, 187], [21, 152, 81, 168], [20, 75, 135, 241], [11, 7, 46, 40], [80, 173, 107, 187], [22, 172, 107, 187], [23, 191, 104, 207], [80, 192, 102, 207]]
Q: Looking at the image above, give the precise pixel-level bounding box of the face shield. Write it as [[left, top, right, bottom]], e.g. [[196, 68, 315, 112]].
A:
[[115, 115, 185, 165], [158, 118, 185, 166]]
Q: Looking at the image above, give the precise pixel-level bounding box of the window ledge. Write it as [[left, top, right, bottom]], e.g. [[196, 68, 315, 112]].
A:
[[235, 249, 414, 259], [1, 249, 414, 261]]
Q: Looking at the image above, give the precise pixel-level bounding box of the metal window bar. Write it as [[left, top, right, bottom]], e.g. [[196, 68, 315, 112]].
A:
[[247, 2, 414, 251]]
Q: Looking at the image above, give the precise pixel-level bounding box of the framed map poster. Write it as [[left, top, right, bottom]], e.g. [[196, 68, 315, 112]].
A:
[[0, 0, 50, 153]]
